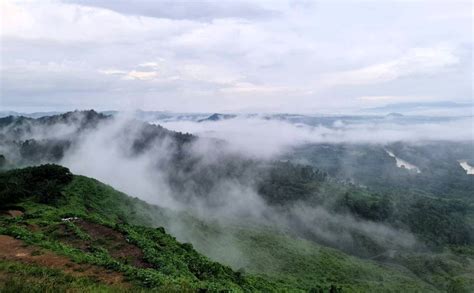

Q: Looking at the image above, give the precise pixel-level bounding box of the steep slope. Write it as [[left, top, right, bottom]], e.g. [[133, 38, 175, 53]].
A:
[[2, 165, 472, 292], [0, 165, 278, 292]]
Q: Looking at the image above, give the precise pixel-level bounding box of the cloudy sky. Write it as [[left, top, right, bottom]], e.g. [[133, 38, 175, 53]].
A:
[[0, 0, 472, 113]]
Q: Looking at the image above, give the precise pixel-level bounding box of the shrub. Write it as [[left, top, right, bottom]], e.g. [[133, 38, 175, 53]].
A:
[[0, 164, 73, 207]]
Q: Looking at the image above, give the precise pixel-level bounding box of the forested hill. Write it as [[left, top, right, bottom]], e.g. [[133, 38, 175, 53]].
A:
[[1, 111, 473, 253], [0, 109, 195, 143], [1, 164, 470, 292], [0, 164, 282, 292], [0, 110, 195, 165], [1, 112, 473, 292], [0, 110, 109, 140]]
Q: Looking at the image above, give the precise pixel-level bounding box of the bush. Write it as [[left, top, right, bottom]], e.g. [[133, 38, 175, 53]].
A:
[[0, 164, 73, 207]]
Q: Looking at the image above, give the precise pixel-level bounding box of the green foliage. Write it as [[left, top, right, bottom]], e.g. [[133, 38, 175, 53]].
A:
[[0, 165, 277, 292], [288, 142, 474, 200], [340, 191, 392, 221], [253, 159, 473, 253], [258, 161, 327, 204], [0, 260, 129, 292], [1, 164, 473, 292], [400, 197, 473, 246], [182, 223, 440, 292], [19, 139, 71, 163], [0, 164, 73, 206]]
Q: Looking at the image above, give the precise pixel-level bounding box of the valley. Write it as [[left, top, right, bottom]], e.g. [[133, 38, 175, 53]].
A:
[[0, 111, 473, 292]]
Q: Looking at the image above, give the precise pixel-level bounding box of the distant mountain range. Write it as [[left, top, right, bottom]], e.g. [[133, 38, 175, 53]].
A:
[[1, 109, 470, 129], [0, 111, 63, 118], [3, 100, 472, 122]]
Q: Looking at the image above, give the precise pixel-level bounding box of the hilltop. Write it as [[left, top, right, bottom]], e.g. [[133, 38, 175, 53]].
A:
[[1, 165, 473, 292]]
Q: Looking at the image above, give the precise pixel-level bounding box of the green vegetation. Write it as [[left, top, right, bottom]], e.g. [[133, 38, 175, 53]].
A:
[[0, 165, 277, 292], [186, 226, 437, 292], [0, 260, 129, 293], [0, 164, 73, 205], [288, 142, 474, 200], [255, 160, 473, 249], [1, 164, 472, 292], [0, 112, 472, 292], [258, 161, 327, 204]]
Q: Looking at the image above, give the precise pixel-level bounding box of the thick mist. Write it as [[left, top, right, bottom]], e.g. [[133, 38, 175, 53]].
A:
[[2, 111, 472, 267], [159, 116, 473, 159], [55, 113, 442, 258]]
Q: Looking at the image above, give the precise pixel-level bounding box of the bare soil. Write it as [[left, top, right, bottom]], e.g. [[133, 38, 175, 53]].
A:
[[75, 220, 152, 269], [0, 210, 24, 218], [0, 235, 129, 286]]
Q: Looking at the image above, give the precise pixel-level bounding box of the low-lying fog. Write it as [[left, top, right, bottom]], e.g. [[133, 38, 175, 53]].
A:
[[385, 150, 421, 173], [2, 111, 473, 265], [459, 160, 474, 175], [158, 115, 473, 159]]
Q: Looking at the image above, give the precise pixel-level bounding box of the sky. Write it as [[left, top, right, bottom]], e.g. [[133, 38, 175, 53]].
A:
[[0, 0, 472, 114]]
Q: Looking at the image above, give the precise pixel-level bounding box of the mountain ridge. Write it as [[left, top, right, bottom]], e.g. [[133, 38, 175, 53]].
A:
[[0, 164, 455, 292]]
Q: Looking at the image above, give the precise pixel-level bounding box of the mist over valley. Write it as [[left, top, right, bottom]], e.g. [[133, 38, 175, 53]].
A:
[[1, 0, 473, 291]]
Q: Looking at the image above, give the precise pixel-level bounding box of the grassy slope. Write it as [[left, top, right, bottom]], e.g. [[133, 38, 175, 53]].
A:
[[69, 175, 471, 292], [0, 174, 279, 292], [1, 173, 473, 292], [62, 176, 439, 291], [0, 260, 130, 293], [160, 219, 446, 292]]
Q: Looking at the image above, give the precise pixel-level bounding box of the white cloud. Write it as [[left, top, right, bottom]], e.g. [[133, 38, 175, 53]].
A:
[[98, 69, 128, 75], [321, 47, 459, 87], [357, 95, 435, 105], [0, 0, 196, 43], [1, 0, 471, 113], [358, 96, 397, 102], [124, 70, 158, 80], [138, 62, 161, 69], [160, 117, 474, 159], [219, 82, 293, 95]]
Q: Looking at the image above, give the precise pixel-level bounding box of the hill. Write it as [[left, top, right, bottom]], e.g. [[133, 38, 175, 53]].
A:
[[0, 164, 279, 292], [1, 165, 473, 292], [1, 111, 473, 292], [198, 113, 237, 122]]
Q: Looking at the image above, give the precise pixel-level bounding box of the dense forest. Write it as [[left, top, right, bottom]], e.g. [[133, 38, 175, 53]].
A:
[[0, 111, 473, 292]]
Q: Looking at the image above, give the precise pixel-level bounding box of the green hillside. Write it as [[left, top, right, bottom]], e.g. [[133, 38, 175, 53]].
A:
[[0, 165, 278, 292], [1, 165, 472, 292]]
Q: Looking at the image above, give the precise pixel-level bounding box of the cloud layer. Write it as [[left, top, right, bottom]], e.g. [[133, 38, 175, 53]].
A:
[[1, 0, 472, 113], [159, 116, 474, 159]]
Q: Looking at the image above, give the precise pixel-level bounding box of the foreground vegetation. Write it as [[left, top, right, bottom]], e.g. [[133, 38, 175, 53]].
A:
[[0, 165, 279, 292], [1, 165, 473, 292]]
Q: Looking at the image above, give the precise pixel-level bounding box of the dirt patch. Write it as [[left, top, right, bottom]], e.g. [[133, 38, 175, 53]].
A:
[[0, 235, 128, 286], [0, 210, 24, 218], [54, 223, 90, 251], [75, 220, 152, 269], [26, 223, 40, 232]]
